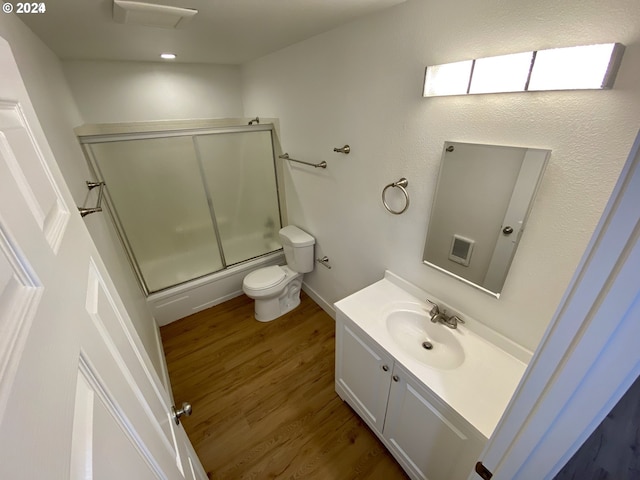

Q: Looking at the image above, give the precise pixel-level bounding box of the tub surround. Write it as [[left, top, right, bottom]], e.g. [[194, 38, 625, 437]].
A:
[[335, 270, 529, 440]]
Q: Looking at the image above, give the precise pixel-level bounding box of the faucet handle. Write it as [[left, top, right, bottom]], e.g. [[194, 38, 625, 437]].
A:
[[426, 299, 439, 316], [451, 315, 465, 324]]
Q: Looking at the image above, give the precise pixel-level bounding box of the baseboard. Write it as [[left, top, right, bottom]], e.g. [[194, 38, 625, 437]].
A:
[[302, 282, 335, 320]]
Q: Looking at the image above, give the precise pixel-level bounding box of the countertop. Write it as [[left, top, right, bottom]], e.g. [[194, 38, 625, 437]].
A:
[[334, 272, 528, 439]]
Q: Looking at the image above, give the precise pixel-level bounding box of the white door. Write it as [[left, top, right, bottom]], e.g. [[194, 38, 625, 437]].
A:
[[482, 148, 549, 293], [0, 37, 206, 479], [473, 131, 640, 479]]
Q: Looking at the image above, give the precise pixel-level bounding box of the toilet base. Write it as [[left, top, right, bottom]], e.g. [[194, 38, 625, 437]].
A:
[[253, 277, 303, 322]]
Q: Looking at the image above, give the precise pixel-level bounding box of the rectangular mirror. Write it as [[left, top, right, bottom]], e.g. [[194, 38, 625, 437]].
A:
[[423, 141, 550, 297]]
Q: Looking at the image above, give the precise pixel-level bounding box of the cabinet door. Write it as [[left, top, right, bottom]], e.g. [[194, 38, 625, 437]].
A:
[[335, 314, 393, 432], [384, 364, 485, 480]]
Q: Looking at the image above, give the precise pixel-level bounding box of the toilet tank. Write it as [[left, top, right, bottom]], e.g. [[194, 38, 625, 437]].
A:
[[279, 225, 315, 273]]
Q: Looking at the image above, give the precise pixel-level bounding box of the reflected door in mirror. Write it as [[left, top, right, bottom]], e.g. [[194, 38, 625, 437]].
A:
[[423, 142, 550, 297]]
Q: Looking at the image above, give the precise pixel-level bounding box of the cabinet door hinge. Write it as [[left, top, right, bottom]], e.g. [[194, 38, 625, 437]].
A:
[[475, 461, 493, 479]]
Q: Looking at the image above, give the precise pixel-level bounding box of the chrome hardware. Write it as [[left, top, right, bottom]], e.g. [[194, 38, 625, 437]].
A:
[[445, 145, 455, 152], [392, 375, 399, 382], [422, 341, 434, 350], [78, 181, 106, 217], [428, 300, 464, 329], [248, 116, 259, 125], [279, 153, 327, 169], [502, 226, 514, 235], [382, 177, 410, 215], [172, 402, 192, 425], [382, 364, 389, 372], [316, 256, 332, 269], [431, 312, 446, 324], [426, 299, 440, 317], [333, 144, 351, 154]]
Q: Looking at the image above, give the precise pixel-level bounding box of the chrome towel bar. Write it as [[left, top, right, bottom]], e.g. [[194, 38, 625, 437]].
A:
[[78, 181, 105, 217], [382, 177, 410, 215], [279, 153, 327, 169]]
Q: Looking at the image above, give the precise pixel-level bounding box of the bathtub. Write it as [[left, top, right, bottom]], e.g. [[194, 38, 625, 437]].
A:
[[147, 248, 284, 326]]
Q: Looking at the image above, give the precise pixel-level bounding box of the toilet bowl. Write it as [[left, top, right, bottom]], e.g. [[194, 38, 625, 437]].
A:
[[242, 265, 303, 322], [242, 225, 315, 322]]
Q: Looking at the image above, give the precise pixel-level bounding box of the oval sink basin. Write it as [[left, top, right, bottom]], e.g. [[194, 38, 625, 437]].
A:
[[385, 308, 465, 369]]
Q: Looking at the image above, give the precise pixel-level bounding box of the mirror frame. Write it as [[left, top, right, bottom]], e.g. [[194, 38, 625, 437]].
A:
[[423, 141, 550, 298]]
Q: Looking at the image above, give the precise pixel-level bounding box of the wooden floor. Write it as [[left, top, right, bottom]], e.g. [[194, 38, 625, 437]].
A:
[[161, 292, 408, 480]]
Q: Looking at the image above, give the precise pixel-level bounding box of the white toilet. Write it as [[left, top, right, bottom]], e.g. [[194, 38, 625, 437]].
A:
[[242, 225, 315, 322]]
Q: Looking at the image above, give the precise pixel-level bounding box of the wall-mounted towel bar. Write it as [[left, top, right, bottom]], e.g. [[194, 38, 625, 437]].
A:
[[279, 153, 327, 169], [78, 181, 106, 217]]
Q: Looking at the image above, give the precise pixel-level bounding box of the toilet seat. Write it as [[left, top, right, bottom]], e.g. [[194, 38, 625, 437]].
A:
[[243, 265, 286, 290]]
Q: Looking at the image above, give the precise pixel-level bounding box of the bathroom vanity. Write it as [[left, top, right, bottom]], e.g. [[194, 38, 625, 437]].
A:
[[334, 272, 529, 480]]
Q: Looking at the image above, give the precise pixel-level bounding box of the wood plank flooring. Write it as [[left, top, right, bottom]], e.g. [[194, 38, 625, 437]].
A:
[[161, 292, 408, 480]]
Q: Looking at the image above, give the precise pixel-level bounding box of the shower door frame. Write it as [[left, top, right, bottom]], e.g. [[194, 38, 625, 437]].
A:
[[79, 123, 283, 296]]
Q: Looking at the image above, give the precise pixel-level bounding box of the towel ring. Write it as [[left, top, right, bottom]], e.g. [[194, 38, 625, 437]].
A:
[[382, 178, 409, 215]]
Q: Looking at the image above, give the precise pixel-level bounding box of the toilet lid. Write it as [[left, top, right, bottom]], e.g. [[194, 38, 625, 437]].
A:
[[245, 266, 286, 290]]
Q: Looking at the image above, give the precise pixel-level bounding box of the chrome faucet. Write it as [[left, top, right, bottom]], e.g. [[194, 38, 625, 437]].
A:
[[426, 299, 465, 329]]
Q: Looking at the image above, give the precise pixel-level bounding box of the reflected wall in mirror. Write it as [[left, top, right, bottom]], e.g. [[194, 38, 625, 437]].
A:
[[423, 141, 550, 297]]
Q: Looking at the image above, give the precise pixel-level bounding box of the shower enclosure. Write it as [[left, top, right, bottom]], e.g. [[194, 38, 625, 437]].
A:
[[81, 124, 283, 295]]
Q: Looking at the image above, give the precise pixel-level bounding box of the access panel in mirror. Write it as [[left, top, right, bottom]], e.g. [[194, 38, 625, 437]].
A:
[[423, 141, 550, 297]]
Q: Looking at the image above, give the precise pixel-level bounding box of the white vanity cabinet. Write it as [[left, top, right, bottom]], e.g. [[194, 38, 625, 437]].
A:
[[335, 313, 395, 432], [335, 312, 486, 480]]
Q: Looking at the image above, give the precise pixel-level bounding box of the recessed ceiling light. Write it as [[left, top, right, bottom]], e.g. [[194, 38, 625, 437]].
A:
[[160, 53, 176, 60]]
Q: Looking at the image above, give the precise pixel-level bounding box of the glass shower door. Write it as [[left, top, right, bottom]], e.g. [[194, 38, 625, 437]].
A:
[[195, 130, 282, 265], [90, 136, 224, 293]]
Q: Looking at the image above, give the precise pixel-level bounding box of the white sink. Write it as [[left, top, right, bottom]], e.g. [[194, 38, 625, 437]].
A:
[[384, 303, 465, 369], [335, 272, 529, 439]]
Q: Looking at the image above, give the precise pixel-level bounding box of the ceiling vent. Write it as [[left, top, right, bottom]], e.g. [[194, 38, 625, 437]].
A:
[[113, 0, 197, 29]]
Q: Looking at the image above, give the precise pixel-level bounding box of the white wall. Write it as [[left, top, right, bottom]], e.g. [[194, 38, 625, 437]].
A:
[[63, 60, 243, 123], [0, 14, 166, 380], [241, 0, 640, 351]]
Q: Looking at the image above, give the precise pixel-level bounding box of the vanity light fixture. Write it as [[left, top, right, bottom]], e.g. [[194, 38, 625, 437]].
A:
[[423, 43, 625, 97], [160, 53, 177, 60]]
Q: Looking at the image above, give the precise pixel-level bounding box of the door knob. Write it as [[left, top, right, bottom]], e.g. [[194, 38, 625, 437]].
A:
[[172, 402, 192, 425], [502, 226, 514, 235]]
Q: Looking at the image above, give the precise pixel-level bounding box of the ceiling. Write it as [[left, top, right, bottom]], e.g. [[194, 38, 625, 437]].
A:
[[20, 0, 406, 65]]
